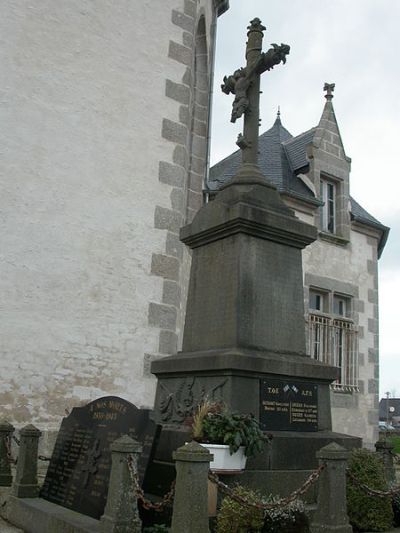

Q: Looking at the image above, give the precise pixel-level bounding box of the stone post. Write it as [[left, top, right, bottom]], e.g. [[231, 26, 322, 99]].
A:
[[310, 442, 352, 533], [171, 441, 212, 533], [375, 439, 396, 485], [11, 424, 41, 498], [100, 435, 142, 533], [0, 420, 15, 487]]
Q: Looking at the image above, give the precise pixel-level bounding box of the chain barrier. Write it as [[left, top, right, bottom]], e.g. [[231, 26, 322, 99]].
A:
[[390, 451, 400, 465], [347, 469, 400, 498], [4, 434, 50, 463], [3, 436, 17, 465], [127, 454, 175, 511], [208, 463, 325, 511]]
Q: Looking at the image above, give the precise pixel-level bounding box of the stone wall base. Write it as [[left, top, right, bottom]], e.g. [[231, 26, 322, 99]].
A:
[[5, 496, 100, 533]]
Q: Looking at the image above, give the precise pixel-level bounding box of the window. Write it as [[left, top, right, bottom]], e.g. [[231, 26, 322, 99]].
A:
[[333, 294, 350, 318], [308, 290, 358, 391], [320, 179, 336, 233], [309, 289, 327, 313]]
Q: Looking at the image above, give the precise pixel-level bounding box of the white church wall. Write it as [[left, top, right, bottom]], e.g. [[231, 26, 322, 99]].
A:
[[1, 0, 221, 438]]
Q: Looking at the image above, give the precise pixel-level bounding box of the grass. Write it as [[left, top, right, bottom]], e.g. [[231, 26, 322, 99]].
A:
[[389, 436, 400, 454]]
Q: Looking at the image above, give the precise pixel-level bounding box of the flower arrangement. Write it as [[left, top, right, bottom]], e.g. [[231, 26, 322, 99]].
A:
[[191, 400, 265, 458]]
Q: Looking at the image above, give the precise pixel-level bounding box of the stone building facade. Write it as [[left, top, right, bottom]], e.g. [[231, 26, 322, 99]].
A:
[[1, 0, 228, 439], [208, 90, 388, 448], [1, 1, 387, 450]]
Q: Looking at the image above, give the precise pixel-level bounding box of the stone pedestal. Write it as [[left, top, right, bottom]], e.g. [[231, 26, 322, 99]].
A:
[[310, 443, 352, 533], [11, 424, 41, 498], [375, 439, 396, 485], [0, 421, 15, 487], [152, 183, 338, 434], [100, 435, 142, 533], [171, 442, 211, 533], [150, 176, 360, 497]]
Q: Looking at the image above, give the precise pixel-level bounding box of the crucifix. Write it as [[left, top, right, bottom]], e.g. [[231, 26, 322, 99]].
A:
[[221, 18, 290, 176]]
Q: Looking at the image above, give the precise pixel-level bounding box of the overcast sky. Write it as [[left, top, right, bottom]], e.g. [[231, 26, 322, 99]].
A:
[[209, 0, 399, 398]]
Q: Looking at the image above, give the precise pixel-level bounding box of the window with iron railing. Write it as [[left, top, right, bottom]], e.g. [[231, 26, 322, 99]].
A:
[[308, 289, 358, 392], [308, 314, 359, 391]]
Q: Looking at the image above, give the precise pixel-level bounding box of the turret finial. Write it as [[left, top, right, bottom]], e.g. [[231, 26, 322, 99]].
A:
[[323, 82, 335, 100]]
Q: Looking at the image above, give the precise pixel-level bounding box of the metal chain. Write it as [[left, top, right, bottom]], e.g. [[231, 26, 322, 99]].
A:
[[390, 451, 400, 465], [4, 435, 50, 463], [347, 470, 400, 498], [127, 454, 175, 511], [3, 436, 17, 464], [208, 463, 325, 511]]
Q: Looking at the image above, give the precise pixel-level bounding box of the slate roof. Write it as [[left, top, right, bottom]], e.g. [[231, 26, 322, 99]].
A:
[[283, 127, 316, 172], [208, 115, 388, 255]]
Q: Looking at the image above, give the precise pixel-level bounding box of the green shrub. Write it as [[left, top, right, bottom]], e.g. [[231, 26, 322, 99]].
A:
[[347, 448, 393, 531], [216, 485, 264, 533], [261, 496, 309, 533], [392, 491, 400, 527], [389, 435, 400, 454], [215, 484, 309, 533]]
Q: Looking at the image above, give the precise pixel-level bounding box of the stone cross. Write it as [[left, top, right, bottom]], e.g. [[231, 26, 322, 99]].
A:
[[221, 18, 290, 169], [324, 82, 335, 100]]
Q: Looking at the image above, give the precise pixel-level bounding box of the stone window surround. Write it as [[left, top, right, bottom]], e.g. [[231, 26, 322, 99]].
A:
[[318, 171, 350, 245]]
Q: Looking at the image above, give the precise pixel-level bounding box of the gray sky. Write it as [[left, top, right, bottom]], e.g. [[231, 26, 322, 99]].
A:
[[210, 0, 399, 398]]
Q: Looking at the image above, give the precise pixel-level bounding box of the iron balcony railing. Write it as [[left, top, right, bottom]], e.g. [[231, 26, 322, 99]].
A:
[[308, 313, 359, 392]]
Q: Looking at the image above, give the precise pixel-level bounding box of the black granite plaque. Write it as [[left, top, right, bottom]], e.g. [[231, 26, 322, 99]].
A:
[[260, 378, 318, 431], [40, 396, 160, 520]]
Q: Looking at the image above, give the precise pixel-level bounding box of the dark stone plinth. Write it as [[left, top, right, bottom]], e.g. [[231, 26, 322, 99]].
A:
[[149, 427, 360, 472], [152, 348, 336, 431], [250, 430, 361, 470], [145, 426, 360, 504]]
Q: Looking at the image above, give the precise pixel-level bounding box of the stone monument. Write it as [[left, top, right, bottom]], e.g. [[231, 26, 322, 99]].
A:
[[151, 18, 360, 495]]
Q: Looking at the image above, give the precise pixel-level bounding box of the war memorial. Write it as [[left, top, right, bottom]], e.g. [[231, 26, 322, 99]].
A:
[[1, 15, 393, 533], [150, 17, 360, 487]]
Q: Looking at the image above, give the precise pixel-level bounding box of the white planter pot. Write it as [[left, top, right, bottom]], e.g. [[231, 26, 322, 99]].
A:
[[200, 443, 247, 472]]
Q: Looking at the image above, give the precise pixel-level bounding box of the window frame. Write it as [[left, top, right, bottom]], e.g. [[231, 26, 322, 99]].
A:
[[307, 288, 358, 392], [320, 178, 337, 234]]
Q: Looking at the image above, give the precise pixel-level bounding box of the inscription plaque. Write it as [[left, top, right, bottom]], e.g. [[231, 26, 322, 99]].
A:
[[40, 396, 160, 519], [260, 378, 318, 431]]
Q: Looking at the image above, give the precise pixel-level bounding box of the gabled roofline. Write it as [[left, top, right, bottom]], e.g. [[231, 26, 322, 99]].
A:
[[351, 213, 389, 259]]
